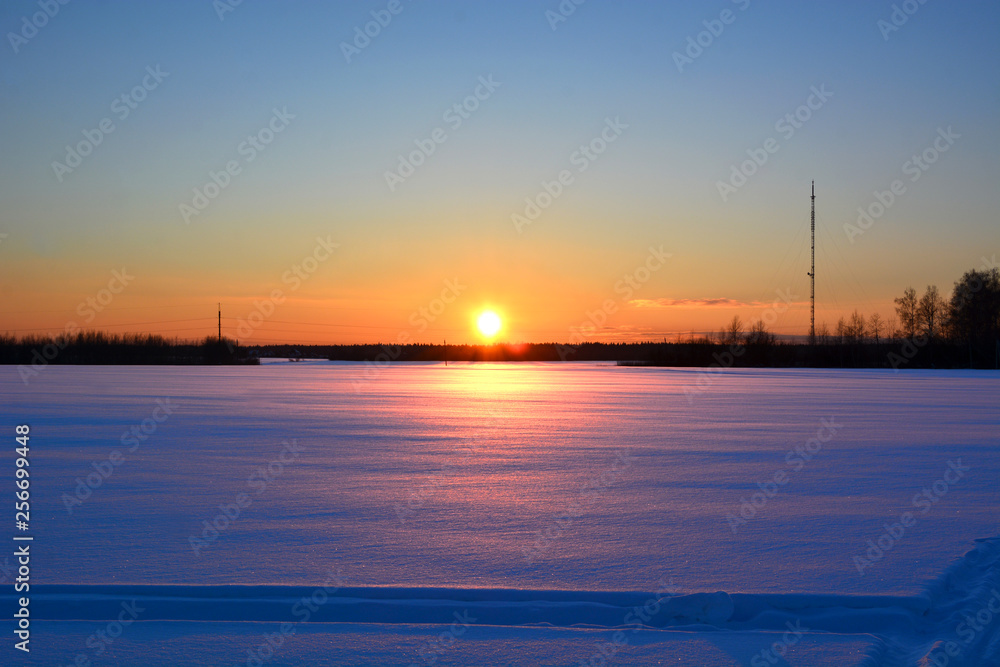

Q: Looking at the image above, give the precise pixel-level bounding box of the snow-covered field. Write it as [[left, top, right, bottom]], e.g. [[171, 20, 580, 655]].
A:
[[1, 363, 997, 665]]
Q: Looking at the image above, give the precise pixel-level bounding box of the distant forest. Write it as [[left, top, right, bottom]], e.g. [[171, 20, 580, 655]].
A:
[[0, 334, 257, 374], [1, 265, 997, 370]]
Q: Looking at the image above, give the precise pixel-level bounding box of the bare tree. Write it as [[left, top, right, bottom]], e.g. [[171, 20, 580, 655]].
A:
[[848, 310, 867, 343], [867, 313, 884, 345], [885, 315, 900, 341], [835, 317, 847, 345], [744, 320, 775, 346], [918, 285, 946, 342], [816, 322, 831, 344], [895, 287, 918, 339], [724, 315, 744, 346]]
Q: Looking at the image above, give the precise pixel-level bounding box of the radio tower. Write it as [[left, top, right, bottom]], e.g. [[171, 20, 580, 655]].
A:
[[807, 182, 816, 344], [218, 302, 222, 342]]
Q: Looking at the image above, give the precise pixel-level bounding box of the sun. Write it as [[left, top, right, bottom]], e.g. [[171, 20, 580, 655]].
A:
[[477, 310, 502, 338]]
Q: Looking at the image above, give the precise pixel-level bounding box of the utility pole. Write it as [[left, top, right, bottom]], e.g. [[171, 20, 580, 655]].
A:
[[807, 181, 816, 344], [218, 302, 222, 342]]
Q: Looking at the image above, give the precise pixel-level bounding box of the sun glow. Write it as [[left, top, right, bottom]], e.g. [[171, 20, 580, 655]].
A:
[[477, 310, 502, 338]]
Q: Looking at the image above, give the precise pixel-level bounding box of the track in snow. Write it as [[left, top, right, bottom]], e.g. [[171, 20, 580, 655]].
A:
[[8, 535, 997, 665]]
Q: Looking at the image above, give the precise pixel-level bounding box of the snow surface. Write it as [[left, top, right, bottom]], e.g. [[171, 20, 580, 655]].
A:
[[0, 363, 997, 665], [13, 620, 877, 666]]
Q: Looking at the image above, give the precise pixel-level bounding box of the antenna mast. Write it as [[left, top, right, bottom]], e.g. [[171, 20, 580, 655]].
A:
[[218, 302, 222, 342], [808, 181, 816, 344]]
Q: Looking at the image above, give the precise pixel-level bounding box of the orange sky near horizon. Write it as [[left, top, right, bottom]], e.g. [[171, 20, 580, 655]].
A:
[[2, 3, 997, 345], [0, 243, 885, 346]]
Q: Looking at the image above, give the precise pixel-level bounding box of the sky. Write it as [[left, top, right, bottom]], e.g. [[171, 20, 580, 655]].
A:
[[1, 0, 998, 345]]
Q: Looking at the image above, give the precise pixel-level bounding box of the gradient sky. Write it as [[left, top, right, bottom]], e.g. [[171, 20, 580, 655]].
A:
[[1, 0, 998, 345]]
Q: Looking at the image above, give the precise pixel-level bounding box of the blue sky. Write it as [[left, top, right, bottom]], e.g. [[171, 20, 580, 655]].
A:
[[1, 0, 997, 343]]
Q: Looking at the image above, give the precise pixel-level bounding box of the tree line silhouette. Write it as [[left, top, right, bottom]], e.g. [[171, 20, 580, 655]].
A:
[[690, 264, 999, 368], [1, 266, 996, 369], [0, 332, 257, 366]]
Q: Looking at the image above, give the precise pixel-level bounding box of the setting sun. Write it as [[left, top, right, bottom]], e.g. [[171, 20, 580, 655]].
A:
[[477, 310, 502, 338]]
